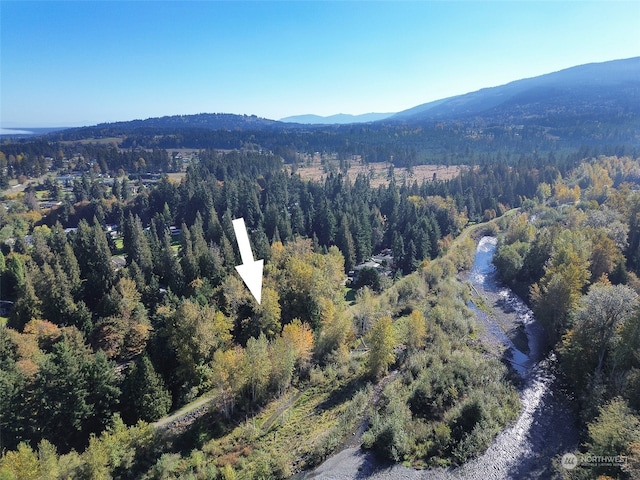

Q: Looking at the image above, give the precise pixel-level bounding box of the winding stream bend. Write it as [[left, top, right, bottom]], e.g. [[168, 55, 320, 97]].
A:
[[304, 237, 578, 480]]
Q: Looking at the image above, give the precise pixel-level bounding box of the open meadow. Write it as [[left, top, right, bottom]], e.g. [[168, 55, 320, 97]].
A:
[[292, 157, 462, 188]]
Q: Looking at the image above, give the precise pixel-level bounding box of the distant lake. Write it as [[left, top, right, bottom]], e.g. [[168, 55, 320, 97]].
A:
[[0, 128, 34, 135]]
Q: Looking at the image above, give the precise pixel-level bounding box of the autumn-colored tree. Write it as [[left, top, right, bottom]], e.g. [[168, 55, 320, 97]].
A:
[[167, 300, 233, 385], [530, 231, 591, 345], [269, 335, 296, 396], [0, 442, 41, 480], [281, 318, 314, 370], [209, 346, 245, 418], [553, 182, 581, 205], [247, 286, 281, 340], [589, 229, 623, 281], [315, 297, 353, 363], [585, 398, 640, 478], [22, 319, 61, 350], [366, 316, 396, 378], [94, 277, 151, 360], [221, 274, 251, 320], [504, 213, 535, 245], [354, 287, 377, 335], [406, 310, 427, 351], [269, 238, 345, 329], [244, 333, 271, 404]]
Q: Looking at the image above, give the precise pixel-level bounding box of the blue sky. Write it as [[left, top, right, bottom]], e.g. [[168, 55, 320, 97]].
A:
[[1, 1, 639, 128]]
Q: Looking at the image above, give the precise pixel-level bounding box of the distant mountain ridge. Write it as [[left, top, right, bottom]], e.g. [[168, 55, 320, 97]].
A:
[[40, 56, 640, 154], [279, 112, 394, 124], [90, 113, 287, 131], [393, 57, 640, 123]]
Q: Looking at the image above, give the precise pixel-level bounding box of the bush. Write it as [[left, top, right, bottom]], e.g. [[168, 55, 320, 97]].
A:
[[449, 399, 484, 443], [493, 243, 524, 284], [408, 377, 458, 421], [364, 399, 413, 462]]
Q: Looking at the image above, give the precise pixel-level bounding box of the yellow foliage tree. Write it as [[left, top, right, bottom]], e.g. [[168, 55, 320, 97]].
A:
[[0, 443, 40, 480], [169, 300, 233, 383], [210, 347, 245, 418], [281, 318, 314, 369], [406, 310, 427, 351], [366, 316, 396, 378]]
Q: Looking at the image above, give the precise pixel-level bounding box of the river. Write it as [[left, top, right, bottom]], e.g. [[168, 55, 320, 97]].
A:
[[303, 237, 579, 480]]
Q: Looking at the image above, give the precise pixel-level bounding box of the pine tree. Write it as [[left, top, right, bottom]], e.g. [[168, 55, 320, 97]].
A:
[[121, 355, 171, 423], [9, 272, 41, 331], [179, 224, 199, 285], [32, 340, 93, 452], [84, 351, 120, 434], [336, 216, 356, 272], [314, 199, 336, 247], [73, 219, 115, 309], [123, 214, 153, 280]]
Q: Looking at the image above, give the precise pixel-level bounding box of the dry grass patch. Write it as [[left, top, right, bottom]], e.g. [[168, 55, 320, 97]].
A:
[[292, 160, 462, 187], [166, 172, 186, 183]]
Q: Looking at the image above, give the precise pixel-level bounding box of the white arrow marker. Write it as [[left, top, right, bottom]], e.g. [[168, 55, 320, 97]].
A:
[[232, 218, 263, 304]]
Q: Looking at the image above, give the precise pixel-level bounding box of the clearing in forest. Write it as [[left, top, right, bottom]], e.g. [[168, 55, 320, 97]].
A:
[[292, 158, 462, 187]]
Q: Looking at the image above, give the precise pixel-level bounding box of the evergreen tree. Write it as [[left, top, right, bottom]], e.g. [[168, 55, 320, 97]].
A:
[[336, 216, 356, 272], [73, 219, 116, 309], [179, 224, 199, 286], [84, 351, 121, 434], [9, 272, 41, 331], [32, 340, 93, 452], [121, 355, 171, 424], [314, 199, 336, 247], [123, 214, 153, 280]]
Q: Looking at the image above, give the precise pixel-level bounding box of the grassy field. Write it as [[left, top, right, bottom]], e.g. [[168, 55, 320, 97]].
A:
[[292, 159, 462, 188], [166, 172, 187, 183], [60, 137, 123, 146]]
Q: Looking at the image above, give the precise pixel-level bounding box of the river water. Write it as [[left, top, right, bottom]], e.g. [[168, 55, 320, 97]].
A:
[[304, 237, 579, 480]]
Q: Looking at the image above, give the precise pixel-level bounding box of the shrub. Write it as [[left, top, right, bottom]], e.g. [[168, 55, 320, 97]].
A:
[[449, 399, 484, 443], [364, 399, 413, 462]]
